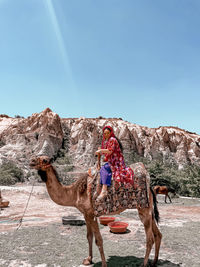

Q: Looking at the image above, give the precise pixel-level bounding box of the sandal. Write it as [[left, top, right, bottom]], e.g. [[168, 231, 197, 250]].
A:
[[93, 184, 102, 199], [96, 190, 108, 202]]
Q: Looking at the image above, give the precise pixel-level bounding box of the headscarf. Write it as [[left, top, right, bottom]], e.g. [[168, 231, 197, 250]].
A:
[[101, 125, 115, 148]]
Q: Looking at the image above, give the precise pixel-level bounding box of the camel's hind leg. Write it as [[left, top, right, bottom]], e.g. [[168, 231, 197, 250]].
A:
[[138, 208, 155, 267], [152, 219, 162, 266], [83, 215, 94, 265]]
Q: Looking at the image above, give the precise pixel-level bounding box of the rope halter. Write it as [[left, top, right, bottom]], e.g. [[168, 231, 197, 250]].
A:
[[38, 158, 52, 170]]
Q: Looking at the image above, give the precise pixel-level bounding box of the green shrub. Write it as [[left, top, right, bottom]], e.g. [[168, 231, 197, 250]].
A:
[[0, 162, 24, 185], [144, 158, 200, 197], [55, 149, 72, 165], [129, 151, 200, 197], [14, 115, 24, 118], [0, 140, 5, 148], [63, 165, 74, 172]]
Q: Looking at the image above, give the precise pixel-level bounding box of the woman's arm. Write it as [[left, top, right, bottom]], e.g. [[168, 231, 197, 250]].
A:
[[95, 149, 112, 155]]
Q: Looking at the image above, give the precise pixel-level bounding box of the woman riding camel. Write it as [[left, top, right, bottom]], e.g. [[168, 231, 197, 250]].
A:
[[95, 125, 134, 201]]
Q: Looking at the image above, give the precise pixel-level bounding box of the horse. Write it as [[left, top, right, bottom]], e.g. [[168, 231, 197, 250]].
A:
[[153, 185, 176, 203]]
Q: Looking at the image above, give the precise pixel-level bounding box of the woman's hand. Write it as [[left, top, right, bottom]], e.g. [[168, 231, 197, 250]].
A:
[[95, 149, 112, 155], [97, 163, 101, 171], [95, 149, 101, 155]]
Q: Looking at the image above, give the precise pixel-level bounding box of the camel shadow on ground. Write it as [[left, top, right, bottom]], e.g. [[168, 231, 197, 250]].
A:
[[94, 256, 181, 267]]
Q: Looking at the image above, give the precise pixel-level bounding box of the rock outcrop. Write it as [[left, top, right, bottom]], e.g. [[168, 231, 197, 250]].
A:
[[0, 108, 63, 174], [0, 108, 200, 180], [62, 118, 200, 170]]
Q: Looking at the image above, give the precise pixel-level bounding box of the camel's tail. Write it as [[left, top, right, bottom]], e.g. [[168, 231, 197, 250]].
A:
[[150, 187, 160, 224]]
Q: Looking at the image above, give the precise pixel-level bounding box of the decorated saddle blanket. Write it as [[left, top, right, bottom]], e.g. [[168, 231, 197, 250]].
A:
[[87, 162, 149, 217]]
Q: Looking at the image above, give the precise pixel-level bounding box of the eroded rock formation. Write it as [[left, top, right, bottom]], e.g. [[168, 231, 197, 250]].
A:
[[0, 108, 200, 180], [0, 108, 63, 174]]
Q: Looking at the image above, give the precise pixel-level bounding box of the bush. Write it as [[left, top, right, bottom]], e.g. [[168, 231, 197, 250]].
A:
[[63, 165, 74, 172], [55, 149, 74, 172], [0, 162, 24, 185], [144, 159, 200, 197], [0, 140, 5, 148], [14, 115, 24, 118], [129, 152, 200, 197]]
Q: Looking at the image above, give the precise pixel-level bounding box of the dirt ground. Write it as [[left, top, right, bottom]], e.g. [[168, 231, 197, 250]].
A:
[[0, 184, 200, 267]]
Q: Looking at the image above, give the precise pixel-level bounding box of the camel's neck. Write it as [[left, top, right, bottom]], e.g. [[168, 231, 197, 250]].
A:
[[43, 167, 76, 207]]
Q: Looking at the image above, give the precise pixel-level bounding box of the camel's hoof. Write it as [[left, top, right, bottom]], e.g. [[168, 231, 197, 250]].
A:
[[151, 260, 158, 267], [140, 261, 151, 267], [82, 256, 93, 265]]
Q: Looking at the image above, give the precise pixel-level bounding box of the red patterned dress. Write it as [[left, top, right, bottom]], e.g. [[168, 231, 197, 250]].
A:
[[102, 137, 134, 188]]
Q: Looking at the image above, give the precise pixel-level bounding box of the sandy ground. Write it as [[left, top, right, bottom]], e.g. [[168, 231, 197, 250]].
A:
[[0, 184, 200, 267]]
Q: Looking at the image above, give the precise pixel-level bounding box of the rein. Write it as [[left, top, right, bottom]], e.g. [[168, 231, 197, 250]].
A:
[[16, 160, 52, 230], [16, 180, 35, 231]]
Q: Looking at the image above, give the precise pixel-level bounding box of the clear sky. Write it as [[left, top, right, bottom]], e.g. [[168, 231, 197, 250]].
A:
[[0, 0, 200, 134]]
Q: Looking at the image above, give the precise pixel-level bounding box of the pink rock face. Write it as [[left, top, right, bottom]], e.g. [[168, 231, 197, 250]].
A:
[[0, 108, 63, 175], [62, 117, 200, 169], [0, 108, 200, 181]]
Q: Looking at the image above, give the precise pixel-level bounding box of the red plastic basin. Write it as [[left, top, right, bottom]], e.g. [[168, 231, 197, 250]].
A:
[[108, 221, 129, 233], [99, 216, 116, 226]]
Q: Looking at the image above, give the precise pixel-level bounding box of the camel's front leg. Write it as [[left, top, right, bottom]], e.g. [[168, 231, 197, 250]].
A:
[[83, 215, 94, 265], [90, 216, 107, 267]]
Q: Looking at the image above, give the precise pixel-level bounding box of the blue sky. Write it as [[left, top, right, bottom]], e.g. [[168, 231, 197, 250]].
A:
[[0, 0, 200, 134]]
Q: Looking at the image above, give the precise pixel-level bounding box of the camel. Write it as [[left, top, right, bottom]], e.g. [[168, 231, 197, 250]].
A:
[[30, 155, 162, 267]]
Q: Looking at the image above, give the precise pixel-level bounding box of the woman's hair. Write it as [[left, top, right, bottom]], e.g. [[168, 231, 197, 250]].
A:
[[103, 126, 123, 152]]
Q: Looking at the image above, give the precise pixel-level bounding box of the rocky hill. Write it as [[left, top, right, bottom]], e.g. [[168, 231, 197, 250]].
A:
[[0, 108, 200, 188]]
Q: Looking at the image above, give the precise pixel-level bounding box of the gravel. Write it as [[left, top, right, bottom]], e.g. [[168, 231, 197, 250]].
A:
[[0, 186, 200, 267]]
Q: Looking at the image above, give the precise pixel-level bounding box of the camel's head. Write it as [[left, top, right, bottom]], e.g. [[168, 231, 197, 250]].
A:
[[29, 155, 52, 171]]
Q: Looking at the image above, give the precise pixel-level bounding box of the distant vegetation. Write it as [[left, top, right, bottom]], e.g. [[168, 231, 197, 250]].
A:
[[0, 114, 10, 118], [148, 160, 200, 197], [0, 139, 5, 148], [55, 148, 74, 172], [0, 149, 199, 198], [0, 162, 24, 185], [54, 124, 74, 173], [131, 153, 200, 198], [14, 115, 24, 118]]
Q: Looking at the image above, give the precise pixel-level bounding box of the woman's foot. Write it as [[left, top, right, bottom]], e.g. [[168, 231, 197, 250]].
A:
[[93, 184, 102, 199], [96, 189, 108, 202]]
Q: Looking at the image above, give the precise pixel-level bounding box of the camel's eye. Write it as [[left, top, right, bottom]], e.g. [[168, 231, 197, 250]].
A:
[[43, 159, 48, 163]]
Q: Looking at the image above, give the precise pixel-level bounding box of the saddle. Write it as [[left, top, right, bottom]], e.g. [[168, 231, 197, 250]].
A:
[[87, 163, 149, 217]]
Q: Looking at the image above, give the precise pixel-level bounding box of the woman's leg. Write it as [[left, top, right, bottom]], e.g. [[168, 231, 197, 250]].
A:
[[96, 164, 111, 201]]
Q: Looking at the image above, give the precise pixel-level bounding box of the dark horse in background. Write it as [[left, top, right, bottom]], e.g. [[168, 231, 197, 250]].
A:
[[153, 185, 176, 203]]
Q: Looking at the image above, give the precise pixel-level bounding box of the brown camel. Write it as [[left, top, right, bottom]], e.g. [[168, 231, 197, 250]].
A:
[[30, 155, 162, 267]]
